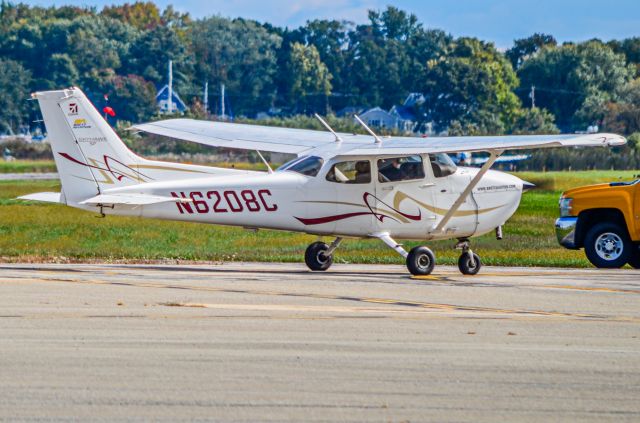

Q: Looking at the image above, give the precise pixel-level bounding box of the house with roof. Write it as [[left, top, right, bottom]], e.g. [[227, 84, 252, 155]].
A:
[[156, 85, 187, 114], [356, 93, 434, 134], [358, 107, 397, 130]]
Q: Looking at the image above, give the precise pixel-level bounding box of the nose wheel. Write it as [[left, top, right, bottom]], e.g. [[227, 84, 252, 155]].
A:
[[458, 251, 481, 275], [455, 239, 482, 275]]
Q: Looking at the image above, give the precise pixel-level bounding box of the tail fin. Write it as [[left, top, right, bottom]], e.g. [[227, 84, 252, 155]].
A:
[[35, 87, 144, 205]]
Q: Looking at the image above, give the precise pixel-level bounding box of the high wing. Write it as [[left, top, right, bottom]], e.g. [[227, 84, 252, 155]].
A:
[[131, 118, 626, 158], [131, 119, 341, 155], [339, 132, 626, 157]]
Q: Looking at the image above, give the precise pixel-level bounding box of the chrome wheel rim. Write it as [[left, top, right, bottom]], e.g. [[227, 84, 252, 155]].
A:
[[595, 232, 623, 261], [316, 250, 329, 264], [467, 255, 477, 269], [417, 254, 430, 269]]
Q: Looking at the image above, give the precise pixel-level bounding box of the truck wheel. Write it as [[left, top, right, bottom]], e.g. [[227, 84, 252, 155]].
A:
[[628, 244, 640, 269], [584, 222, 632, 268]]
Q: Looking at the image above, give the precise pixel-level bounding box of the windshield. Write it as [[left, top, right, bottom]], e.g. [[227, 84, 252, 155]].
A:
[[429, 153, 457, 178], [276, 155, 324, 177]]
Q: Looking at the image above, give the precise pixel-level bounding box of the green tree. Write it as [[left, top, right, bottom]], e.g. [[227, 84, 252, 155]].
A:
[[601, 78, 640, 134], [506, 33, 557, 69], [190, 17, 281, 116], [291, 19, 349, 108], [419, 37, 521, 134], [100, 1, 162, 30], [99, 74, 157, 123], [518, 41, 634, 130], [47, 53, 79, 88], [346, 8, 418, 107], [0, 58, 32, 132], [127, 24, 193, 93], [286, 42, 332, 113], [608, 37, 640, 76], [511, 107, 560, 134]]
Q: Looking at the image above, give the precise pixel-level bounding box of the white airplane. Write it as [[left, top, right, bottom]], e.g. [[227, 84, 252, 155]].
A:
[[20, 88, 626, 275]]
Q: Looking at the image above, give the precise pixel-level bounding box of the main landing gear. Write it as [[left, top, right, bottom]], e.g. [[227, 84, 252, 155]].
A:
[[381, 234, 482, 276], [303, 235, 483, 276], [304, 237, 342, 271]]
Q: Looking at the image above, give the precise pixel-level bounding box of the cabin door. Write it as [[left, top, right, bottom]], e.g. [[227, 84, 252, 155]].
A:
[[374, 155, 437, 239]]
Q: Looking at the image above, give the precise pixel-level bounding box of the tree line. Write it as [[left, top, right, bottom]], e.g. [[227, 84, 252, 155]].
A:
[[1, 1, 640, 148]]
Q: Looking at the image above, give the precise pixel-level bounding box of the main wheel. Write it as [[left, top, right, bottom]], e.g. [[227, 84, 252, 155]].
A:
[[406, 246, 435, 276], [627, 244, 640, 269], [584, 222, 632, 268], [458, 252, 481, 275], [304, 241, 333, 271]]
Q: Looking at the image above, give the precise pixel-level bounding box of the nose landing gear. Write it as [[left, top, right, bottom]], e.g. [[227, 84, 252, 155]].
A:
[[455, 239, 482, 275]]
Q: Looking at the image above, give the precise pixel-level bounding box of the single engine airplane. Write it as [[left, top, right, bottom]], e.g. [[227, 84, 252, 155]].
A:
[[19, 88, 626, 275]]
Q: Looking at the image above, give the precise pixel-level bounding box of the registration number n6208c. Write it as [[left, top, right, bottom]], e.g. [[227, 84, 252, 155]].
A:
[[170, 190, 278, 214]]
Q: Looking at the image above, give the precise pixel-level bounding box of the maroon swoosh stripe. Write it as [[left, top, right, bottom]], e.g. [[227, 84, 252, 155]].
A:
[[295, 212, 375, 225]]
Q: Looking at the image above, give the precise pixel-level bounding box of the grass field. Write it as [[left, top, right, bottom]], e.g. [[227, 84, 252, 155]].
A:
[[0, 170, 637, 267], [0, 160, 57, 174]]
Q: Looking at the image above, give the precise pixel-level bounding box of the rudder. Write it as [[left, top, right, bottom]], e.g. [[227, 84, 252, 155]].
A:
[[35, 87, 143, 205]]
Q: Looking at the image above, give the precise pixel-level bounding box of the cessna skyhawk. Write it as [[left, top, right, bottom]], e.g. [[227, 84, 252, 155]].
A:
[[19, 88, 626, 275]]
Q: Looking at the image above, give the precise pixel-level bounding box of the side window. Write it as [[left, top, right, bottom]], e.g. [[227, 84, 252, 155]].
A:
[[326, 160, 371, 184], [377, 156, 425, 183], [429, 153, 457, 178]]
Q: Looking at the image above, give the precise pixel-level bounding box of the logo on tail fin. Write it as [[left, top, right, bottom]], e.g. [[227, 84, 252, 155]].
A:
[[73, 118, 91, 129]]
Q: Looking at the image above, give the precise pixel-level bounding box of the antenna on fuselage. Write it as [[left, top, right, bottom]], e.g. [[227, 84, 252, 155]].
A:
[[354, 115, 382, 144], [314, 113, 342, 143]]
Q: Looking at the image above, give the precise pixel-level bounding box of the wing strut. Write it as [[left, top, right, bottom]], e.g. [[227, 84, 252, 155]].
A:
[[255, 150, 273, 174], [432, 150, 504, 233]]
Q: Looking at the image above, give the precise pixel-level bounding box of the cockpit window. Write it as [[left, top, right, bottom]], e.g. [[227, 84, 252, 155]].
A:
[[277, 155, 324, 177], [377, 155, 425, 183], [429, 153, 457, 178], [326, 160, 371, 184]]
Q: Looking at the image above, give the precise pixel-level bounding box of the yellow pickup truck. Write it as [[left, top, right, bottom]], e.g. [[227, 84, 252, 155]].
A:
[[555, 180, 640, 268]]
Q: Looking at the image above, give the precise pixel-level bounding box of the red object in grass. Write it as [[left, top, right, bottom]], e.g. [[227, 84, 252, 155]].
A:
[[103, 106, 116, 117]]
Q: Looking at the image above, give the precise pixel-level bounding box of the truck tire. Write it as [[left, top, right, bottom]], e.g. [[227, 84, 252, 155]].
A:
[[584, 222, 632, 268], [628, 244, 640, 269]]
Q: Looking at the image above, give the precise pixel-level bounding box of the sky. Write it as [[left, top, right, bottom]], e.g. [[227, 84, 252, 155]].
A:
[[26, 0, 640, 48]]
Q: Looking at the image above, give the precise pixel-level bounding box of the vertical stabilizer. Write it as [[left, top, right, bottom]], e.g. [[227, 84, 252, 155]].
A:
[[35, 87, 143, 205]]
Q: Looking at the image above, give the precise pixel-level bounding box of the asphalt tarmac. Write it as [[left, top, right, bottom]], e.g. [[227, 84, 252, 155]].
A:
[[0, 262, 638, 422]]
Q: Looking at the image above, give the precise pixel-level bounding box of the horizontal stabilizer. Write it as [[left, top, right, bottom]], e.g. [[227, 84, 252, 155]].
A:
[[80, 193, 193, 206], [17, 192, 63, 203]]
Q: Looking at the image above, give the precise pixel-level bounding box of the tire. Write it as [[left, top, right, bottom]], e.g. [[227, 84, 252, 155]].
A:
[[458, 252, 482, 275], [627, 244, 640, 269], [304, 242, 333, 271], [406, 246, 435, 276], [584, 222, 632, 268]]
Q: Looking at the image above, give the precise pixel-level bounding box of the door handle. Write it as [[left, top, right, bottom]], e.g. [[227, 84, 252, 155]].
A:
[[381, 186, 394, 191], [419, 183, 435, 188]]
